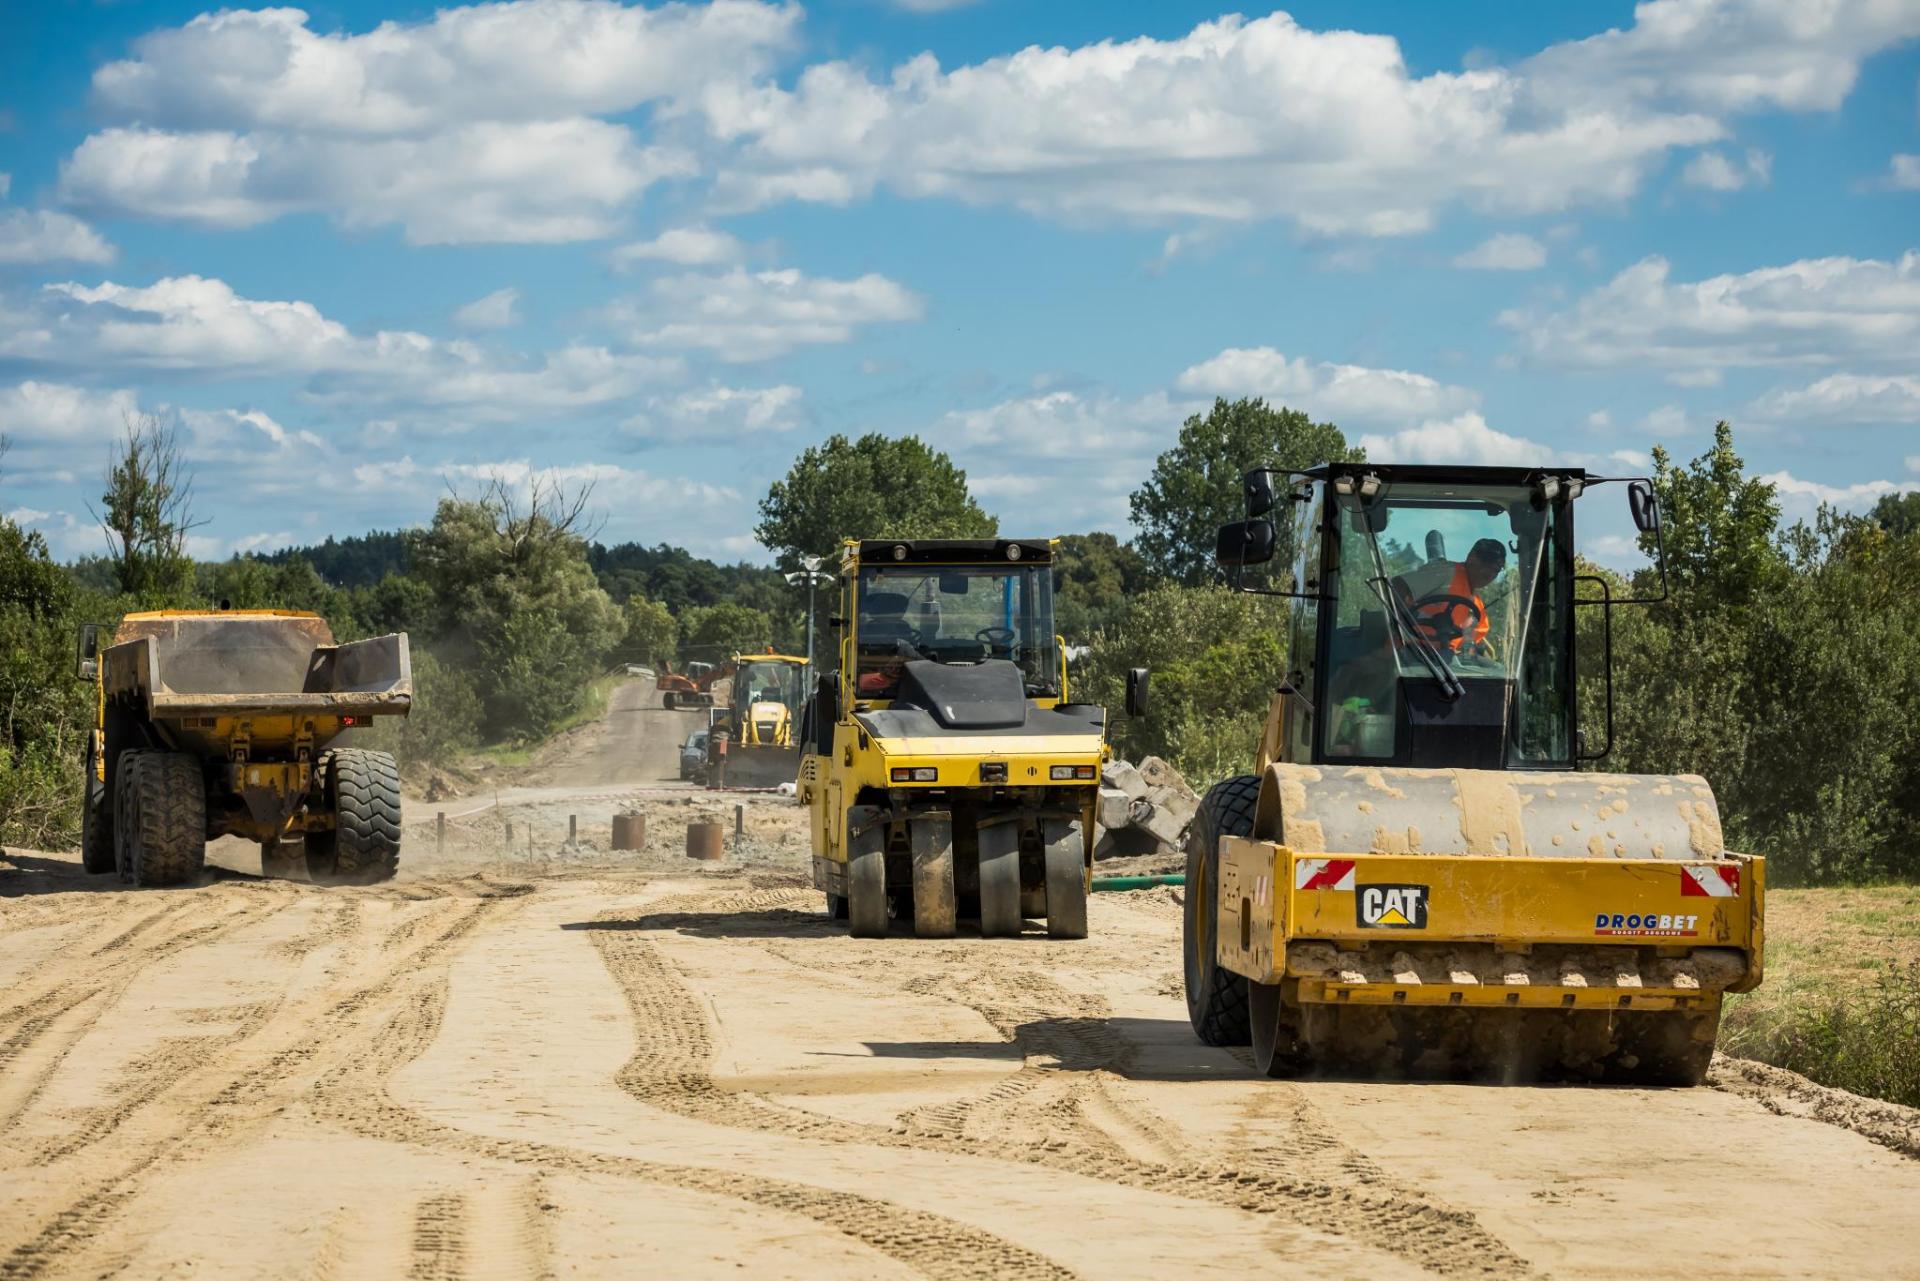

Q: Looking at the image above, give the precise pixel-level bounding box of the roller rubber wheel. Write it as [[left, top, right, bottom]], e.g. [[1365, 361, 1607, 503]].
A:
[[305, 749, 401, 886], [847, 815, 889, 938], [977, 821, 1022, 938], [1248, 980, 1312, 1077], [910, 818, 957, 938], [1042, 818, 1088, 940], [259, 838, 304, 880], [824, 893, 849, 921], [115, 751, 207, 888], [81, 757, 115, 874], [1185, 775, 1258, 1046]]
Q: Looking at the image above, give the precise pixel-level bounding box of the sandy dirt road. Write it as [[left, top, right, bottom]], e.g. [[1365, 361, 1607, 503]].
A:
[[4, 680, 1919, 1279]]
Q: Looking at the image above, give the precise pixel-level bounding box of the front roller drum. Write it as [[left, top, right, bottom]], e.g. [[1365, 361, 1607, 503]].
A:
[[847, 806, 889, 938], [977, 820, 1022, 938], [910, 815, 957, 939], [1041, 818, 1087, 940]]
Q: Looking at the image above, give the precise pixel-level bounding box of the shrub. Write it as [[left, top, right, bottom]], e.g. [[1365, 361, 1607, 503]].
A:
[[1723, 962, 1920, 1108]]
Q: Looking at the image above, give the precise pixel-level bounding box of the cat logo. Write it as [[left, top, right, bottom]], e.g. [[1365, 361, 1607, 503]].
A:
[[1357, 884, 1428, 929]]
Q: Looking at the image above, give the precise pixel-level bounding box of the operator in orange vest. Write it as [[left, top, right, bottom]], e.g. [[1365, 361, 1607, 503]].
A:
[[1393, 538, 1506, 653]]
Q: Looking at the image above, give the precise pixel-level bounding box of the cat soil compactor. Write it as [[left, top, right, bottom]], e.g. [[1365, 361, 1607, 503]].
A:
[[76, 610, 413, 887], [706, 651, 809, 789], [799, 539, 1106, 939], [1184, 463, 1763, 1084]]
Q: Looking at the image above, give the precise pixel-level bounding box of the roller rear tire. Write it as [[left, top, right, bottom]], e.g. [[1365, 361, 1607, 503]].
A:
[[1184, 775, 1258, 1046], [1043, 818, 1088, 940], [305, 749, 401, 886]]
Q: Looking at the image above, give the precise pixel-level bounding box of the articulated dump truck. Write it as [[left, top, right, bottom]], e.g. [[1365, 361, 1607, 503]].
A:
[[799, 539, 1104, 939], [1186, 463, 1762, 1084], [77, 610, 413, 888]]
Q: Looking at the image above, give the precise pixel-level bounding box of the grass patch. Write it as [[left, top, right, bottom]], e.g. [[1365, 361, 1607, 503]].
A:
[[468, 673, 629, 769], [1723, 886, 1920, 1108]]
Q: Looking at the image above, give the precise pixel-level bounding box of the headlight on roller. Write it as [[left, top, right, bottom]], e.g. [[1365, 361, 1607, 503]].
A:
[[890, 767, 937, 783], [1049, 765, 1097, 780]]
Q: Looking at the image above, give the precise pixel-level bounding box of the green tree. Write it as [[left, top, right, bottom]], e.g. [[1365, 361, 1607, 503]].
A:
[[620, 596, 678, 667], [1053, 532, 1152, 638], [367, 650, 482, 768], [0, 517, 93, 848], [757, 433, 996, 572], [94, 416, 202, 602], [1130, 398, 1359, 585], [411, 477, 623, 738], [680, 603, 773, 660], [1868, 491, 1920, 539], [1640, 421, 1786, 608]]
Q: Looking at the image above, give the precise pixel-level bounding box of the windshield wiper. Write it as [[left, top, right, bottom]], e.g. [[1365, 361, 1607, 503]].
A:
[[1367, 576, 1465, 701]]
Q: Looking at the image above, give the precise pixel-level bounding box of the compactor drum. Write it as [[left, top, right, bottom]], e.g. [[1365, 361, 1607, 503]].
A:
[[1186, 464, 1763, 1083], [76, 610, 413, 888], [799, 539, 1105, 939]]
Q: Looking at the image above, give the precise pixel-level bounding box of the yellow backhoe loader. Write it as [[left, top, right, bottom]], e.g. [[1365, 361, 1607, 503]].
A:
[[708, 651, 808, 788], [797, 539, 1105, 938], [1182, 462, 1762, 1084]]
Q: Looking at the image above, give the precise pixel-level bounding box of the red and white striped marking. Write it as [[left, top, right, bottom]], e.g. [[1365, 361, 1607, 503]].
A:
[[1681, 864, 1740, 897], [1295, 858, 1356, 892]]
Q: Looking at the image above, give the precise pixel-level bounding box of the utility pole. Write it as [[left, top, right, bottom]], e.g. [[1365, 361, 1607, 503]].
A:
[[785, 554, 832, 685]]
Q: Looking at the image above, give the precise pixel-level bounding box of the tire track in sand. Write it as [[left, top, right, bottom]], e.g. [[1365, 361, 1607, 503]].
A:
[[603, 893, 1534, 1280]]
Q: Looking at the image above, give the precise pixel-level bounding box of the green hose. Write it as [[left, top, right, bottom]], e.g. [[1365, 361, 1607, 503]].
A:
[[1091, 874, 1186, 891]]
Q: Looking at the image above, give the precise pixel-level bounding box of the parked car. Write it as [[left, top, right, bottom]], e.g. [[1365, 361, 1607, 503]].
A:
[[679, 729, 709, 781]]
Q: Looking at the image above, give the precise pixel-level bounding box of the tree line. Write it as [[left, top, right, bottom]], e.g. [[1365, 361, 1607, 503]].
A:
[[0, 408, 1915, 885]]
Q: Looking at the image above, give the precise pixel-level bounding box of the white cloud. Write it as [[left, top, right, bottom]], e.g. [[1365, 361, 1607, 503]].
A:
[[611, 225, 746, 269], [618, 266, 922, 361], [1453, 232, 1547, 270], [1503, 250, 1920, 372], [1751, 373, 1920, 424], [1760, 469, 1899, 523], [626, 383, 805, 438], [1175, 346, 1480, 425], [1358, 412, 1549, 465], [1639, 404, 1695, 436], [92, 1, 800, 133], [1890, 154, 1920, 189], [1524, 0, 1920, 113], [1, 275, 680, 419], [454, 287, 521, 330], [63, 121, 687, 244], [0, 381, 144, 447], [1681, 146, 1772, 190], [0, 208, 115, 265], [706, 11, 1724, 235]]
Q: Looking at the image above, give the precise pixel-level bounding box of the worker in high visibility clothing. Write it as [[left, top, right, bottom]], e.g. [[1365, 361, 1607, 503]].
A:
[[1393, 538, 1507, 652]]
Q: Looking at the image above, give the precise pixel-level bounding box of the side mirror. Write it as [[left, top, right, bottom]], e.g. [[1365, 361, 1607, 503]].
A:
[[1216, 519, 1277, 567], [75, 623, 100, 681], [1125, 667, 1150, 719], [1628, 480, 1660, 535], [1244, 469, 1277, 518]]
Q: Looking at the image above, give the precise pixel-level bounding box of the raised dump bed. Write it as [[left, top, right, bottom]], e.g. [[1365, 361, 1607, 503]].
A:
[[78, 610, 413, 887]]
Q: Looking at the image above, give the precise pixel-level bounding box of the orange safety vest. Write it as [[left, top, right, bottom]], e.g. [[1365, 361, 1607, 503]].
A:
[[1413, 564, 1488, 650]]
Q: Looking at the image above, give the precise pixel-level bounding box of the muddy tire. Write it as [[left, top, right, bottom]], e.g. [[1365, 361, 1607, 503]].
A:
[[910, 818, 957, 939], [1184, 775, 1257, 1046], [81, 757, 115, 874], [115, 751, 207, 888], [305, 749, 401, 886], [259, 839, 305, 881], [847, 810, 888, 938], [977, 821, 1022, 938], [1042, 818, 1088, 940]]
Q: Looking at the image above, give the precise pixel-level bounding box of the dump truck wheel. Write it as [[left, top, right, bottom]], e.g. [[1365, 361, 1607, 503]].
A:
[[306, 749, 401, 886], [117, 751, 208, 888], [81, 761, 115, 875], [910, 817, 957, 938], [977, 821, 1022, 938], [1042, 818, 1088, 940], [1184, 775, 1257, 1046], [259, 839, 304, 881], [1249, 980, 1309, 1077], [847, 813, 888, 938]]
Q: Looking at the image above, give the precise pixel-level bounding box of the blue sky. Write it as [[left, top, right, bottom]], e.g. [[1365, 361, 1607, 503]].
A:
[[1, 0, 1916, 567]]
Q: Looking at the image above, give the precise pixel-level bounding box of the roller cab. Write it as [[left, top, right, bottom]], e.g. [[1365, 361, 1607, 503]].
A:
[[1186, 463, 1765, 1084], [800, 538, 1105, 939]]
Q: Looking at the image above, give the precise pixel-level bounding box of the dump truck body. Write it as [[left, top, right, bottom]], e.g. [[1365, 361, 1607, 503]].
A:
[[79, 610, 411, 887], [800, 538, 1105, 938]]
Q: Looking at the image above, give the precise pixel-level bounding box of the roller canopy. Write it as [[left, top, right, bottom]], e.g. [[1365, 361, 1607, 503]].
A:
[[1253, 763, 1724, 860]]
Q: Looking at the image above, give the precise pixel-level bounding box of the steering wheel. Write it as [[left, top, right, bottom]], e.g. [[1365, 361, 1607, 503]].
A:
[[1410, 591, 1484, 645], [975, 626, 1017, 648]]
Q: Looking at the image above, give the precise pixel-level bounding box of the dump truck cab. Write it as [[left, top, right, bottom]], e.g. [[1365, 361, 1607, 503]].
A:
[[799, 538, 1105, 938], [1189, 463, 1763, 1083]]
